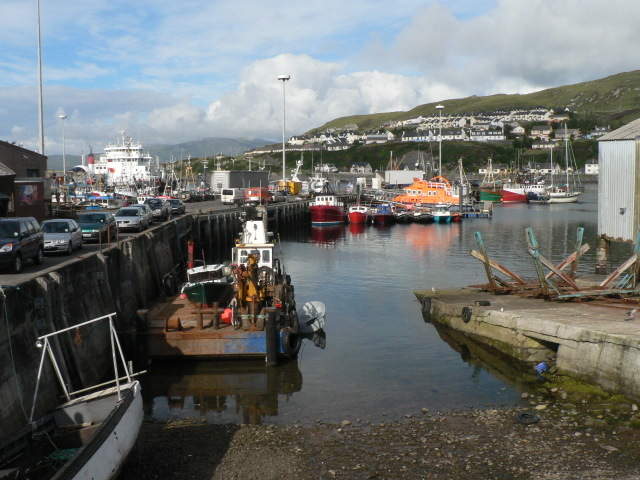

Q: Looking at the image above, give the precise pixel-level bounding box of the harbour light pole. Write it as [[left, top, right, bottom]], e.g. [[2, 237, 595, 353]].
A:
[[59, 114, 67, 201], [436, 104, 444, 176], [37, 0, 44, 154], [278, 74, 290, 191]]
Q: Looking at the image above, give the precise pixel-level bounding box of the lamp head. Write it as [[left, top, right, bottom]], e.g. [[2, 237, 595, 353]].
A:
[[277, 75, 290, 81], [59, 114, 67, 120]]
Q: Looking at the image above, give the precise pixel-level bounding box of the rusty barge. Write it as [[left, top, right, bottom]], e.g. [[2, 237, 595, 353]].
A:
[[138, 206, 301, 363]]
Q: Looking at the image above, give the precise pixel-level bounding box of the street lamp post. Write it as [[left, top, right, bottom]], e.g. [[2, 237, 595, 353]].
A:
[[436, 105, 444, 176], [59, 114, 67, 201], [278, 74, 290, 191]]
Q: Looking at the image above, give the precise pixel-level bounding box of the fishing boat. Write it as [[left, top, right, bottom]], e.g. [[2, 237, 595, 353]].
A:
[[412, 205, 435, 223], [391, 176, 459, 206], [479, 158, 503, 203], [431, 203, 455, 223], [347, 204, 371, 224], [143, 206, 302, 360], [372, 203, 396, 224], [501, 180, 548, 203], [393, 205, 414, 223], [309, 183, 346, 226], [3, 313, 143, 480]]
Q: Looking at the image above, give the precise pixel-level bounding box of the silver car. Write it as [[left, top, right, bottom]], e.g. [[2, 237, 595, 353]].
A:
[[131, 204, 155, 225], [115, 206, 149, 232], [42, 219, 83, 255]]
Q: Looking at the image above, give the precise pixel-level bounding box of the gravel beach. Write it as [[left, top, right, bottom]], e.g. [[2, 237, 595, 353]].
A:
[[120, 396, 640, 480]]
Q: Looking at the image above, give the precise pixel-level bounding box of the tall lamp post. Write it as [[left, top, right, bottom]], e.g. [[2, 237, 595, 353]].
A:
[[59, 114, 67, 201], [436, 104, 444, 176], [278, 74, 290, 191]]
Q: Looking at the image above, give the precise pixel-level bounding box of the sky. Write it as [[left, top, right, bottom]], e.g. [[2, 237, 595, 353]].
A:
[[2, 0, 640, 158]]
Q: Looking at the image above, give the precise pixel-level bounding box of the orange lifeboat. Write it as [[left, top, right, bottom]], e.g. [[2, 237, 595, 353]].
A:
[[391, 176, 459, 206]]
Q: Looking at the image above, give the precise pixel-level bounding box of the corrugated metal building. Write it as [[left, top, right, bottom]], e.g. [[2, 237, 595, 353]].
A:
[[597, 118, 640, 243]]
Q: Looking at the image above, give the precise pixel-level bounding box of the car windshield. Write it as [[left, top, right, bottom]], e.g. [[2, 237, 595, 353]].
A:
[[146, 200, 161, 206], [78, 214, 106, 223], [42, 222, 69, 233], [0, 223, 18, 237], [117, 209, 140, 217], [169, 200, 180, 205]]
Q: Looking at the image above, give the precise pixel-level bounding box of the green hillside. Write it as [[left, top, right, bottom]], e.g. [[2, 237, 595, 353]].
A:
[[314, 70, 640, 133]]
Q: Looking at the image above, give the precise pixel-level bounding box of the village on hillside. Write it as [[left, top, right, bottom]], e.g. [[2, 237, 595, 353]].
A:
[[249, 107, 608, 176]]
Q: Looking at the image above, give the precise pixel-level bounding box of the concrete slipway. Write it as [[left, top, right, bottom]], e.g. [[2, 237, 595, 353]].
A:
[[415, 288, 640, 402]]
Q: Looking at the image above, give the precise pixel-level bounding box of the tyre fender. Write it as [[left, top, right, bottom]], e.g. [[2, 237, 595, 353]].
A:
[[281, 327, 301, 358]]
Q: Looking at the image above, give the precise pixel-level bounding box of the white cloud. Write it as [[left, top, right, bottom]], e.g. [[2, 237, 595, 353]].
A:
[[1, 0, 640, 157]]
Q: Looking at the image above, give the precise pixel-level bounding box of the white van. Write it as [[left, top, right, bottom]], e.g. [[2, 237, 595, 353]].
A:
[[221, 188, 245, 205]]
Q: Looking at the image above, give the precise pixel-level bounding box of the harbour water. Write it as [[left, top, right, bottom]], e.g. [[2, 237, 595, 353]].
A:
[[141, 183, 633, 425]]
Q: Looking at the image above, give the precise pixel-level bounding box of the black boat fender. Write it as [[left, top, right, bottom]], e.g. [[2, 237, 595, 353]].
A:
[[281, 327, 301, 358]]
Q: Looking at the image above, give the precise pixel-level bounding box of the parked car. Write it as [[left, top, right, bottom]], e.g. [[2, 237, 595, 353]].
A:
[[0, 217, 45, 273], [144, 198, 171, 221], [115, 206, 149, 232], [167, 198, 186, 215], [41, 219, 83, 255], [180, 190, 204, 202], [131, 204, 155, 225], [272, 190, 288, 202], [76, 212, 117, 242]]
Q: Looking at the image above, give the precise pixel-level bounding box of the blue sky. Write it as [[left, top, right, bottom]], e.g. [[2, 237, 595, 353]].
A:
[[2, 0, 640, 157]]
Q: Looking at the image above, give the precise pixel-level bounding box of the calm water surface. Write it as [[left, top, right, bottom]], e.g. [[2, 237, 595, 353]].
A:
[[142, 184, 632, 425]]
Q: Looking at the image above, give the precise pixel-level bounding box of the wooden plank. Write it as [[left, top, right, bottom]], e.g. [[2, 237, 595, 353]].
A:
[[545, 243, 590, 280], [469, 249, 528, 284], [529, 251, 580, 290], [600, 253, 638, 288]]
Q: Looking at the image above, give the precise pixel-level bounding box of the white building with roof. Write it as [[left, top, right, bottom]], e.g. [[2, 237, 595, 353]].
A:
[[597, 118, 640, 243]]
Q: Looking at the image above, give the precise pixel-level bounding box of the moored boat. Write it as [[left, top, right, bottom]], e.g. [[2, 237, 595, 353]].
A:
[[4, 313, 143, 480], [143, 206, 302, 360], [479, 158, 504, 203], [372, 203, 396, 224], [391, 176, 459, 206], [348, 204, 371, 224], [501, 182, 548, 203], [431, 203, 456, 223], [309, 184, 346, 226], [546, 129, 583, 204]]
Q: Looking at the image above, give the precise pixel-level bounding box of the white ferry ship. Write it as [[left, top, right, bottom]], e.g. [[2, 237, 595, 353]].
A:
[[89, 131, 162, 196]]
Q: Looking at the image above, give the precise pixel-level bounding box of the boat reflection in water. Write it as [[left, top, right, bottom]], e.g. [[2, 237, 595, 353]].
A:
[[309, 225, 345, 247], [348, 222, 367, 235], [142, 360, 304, 425]]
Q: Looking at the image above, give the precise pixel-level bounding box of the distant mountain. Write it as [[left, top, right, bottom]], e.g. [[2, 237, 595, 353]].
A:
[[312, 70, 640, 133], [46, 137, 272, 171], [146, 137, 272, 162]]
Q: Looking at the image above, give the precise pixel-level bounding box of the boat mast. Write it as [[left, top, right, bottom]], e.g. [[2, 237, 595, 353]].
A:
[[564, 123, 570, 188]]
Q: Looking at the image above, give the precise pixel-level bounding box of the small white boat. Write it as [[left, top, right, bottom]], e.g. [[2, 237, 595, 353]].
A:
[[5, 313, 144, 480], [297, 301, 326, 333]]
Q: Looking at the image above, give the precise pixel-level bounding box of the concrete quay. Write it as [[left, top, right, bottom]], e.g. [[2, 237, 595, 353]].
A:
[[415, 288, 640, 402]]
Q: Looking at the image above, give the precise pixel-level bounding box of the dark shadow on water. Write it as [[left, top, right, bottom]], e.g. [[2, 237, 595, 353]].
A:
[[429, 321, 540, 391]]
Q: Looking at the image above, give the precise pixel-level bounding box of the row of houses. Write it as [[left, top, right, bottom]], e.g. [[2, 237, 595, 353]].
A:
[[249, 107, 610, 157]]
